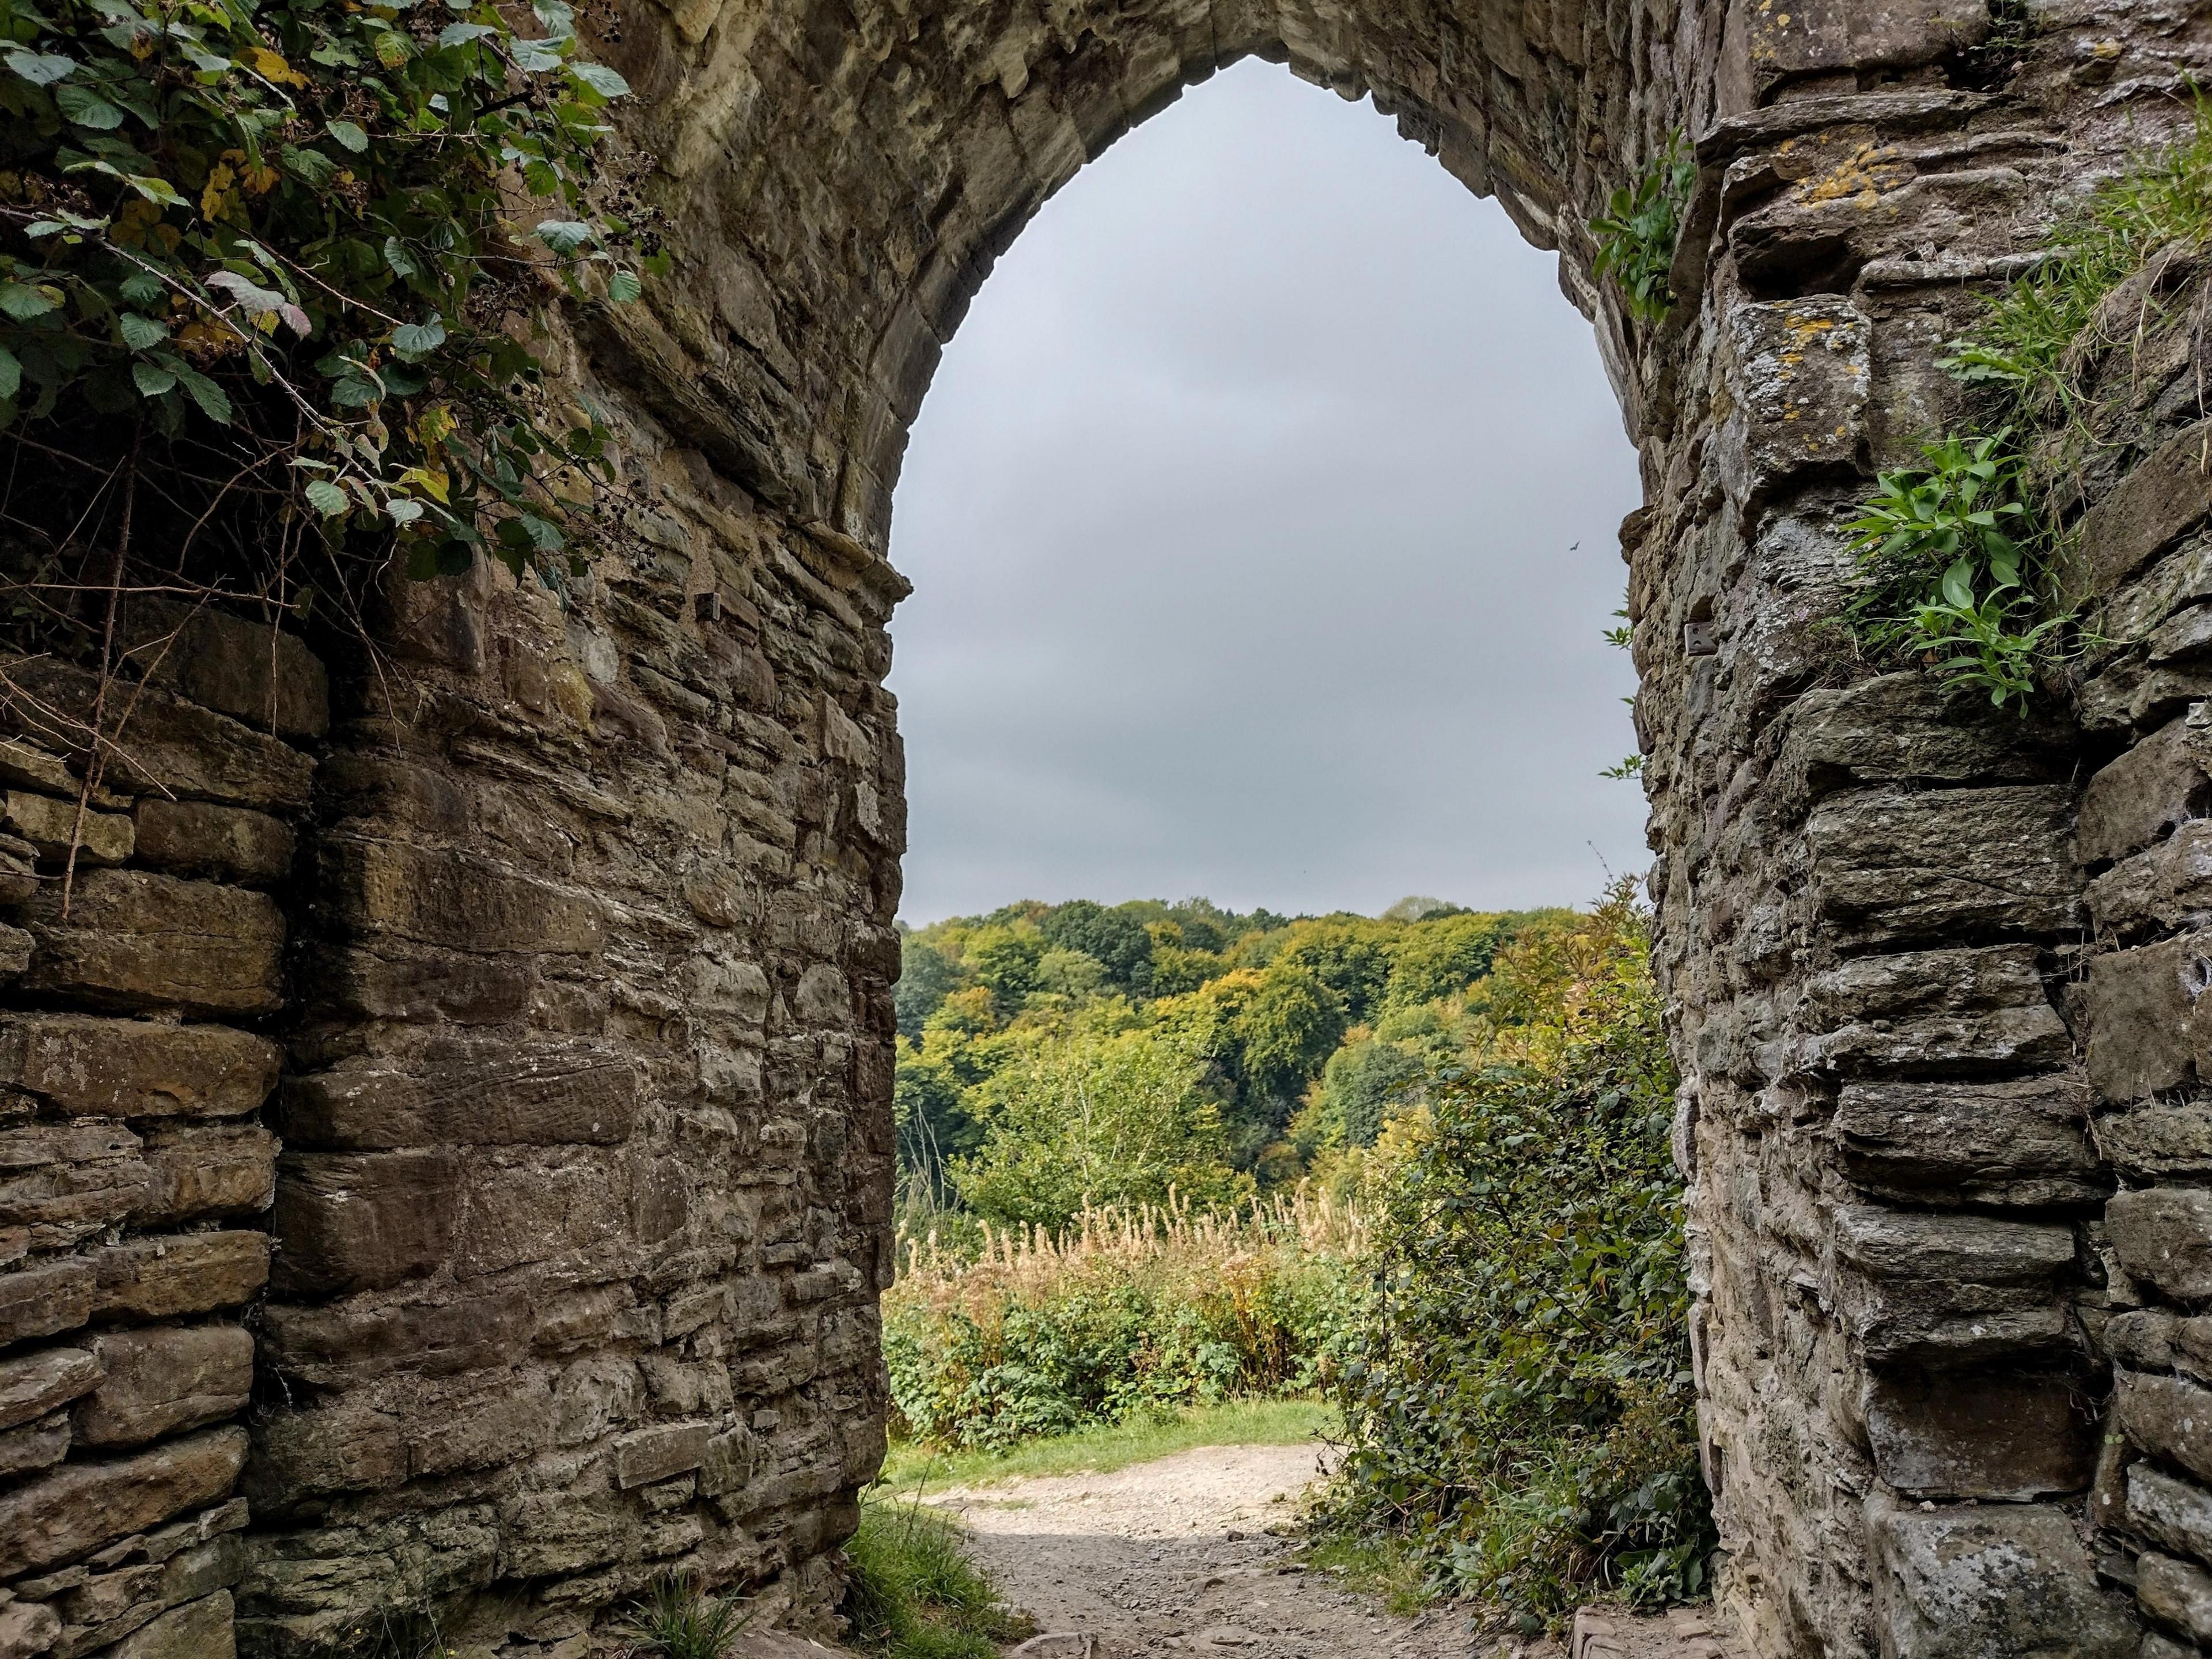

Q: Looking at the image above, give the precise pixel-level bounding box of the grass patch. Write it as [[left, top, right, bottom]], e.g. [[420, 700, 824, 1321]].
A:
[[843, 1495, 1028, 1659], [1301, 1531, 1435, 1618], [878, 1396, 1336, 1495]]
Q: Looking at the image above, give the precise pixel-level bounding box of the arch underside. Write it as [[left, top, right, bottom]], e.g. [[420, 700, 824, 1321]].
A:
[[8, 3, 2212, 1658]]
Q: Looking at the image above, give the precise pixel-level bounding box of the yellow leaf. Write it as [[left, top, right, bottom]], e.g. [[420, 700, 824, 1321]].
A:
[[198, 161, 234, 222], [399, 465, 450, 503], [414, 404, 454, 445], [219, 148, 279, 194], [372, 30, 408, 66], [247, 46, 308, 87]]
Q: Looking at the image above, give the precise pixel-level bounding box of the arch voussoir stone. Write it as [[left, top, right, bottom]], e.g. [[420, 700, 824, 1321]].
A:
[[16, 3, 2212, 1658]]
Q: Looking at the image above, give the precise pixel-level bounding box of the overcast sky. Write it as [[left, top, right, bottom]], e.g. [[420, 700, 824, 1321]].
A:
[[885, 60, 1647, 926]]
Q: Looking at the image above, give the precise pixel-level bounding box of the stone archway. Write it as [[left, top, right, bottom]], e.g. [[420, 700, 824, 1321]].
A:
[[9, 3, 2212, 1657]]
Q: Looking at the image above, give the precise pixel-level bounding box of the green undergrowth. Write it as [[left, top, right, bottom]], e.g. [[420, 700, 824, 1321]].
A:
[[877, 1397, 1336, 1495], [1315, 884, 1711, 1631], [842, 1494, 1029, 1659], [1300, 1532, 1434, 1619], [1840, 93, 2212, 707], [1589, 131, 1693, 327]]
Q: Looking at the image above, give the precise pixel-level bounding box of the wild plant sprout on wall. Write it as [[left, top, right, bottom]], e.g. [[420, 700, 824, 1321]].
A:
[[1589, 132, 1693, 329], [1839, 96, 2212, 708]]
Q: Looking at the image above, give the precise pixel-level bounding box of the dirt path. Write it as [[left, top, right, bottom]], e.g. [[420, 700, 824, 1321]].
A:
[[928, 1443, 1745, 1659]]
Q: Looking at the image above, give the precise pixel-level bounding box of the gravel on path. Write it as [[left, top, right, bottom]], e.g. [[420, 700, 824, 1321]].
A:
[[928, 1442, 1747, 1659]]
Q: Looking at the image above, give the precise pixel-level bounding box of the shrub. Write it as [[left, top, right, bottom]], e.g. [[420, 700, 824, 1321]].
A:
[[1321, 882, 1711, 1624], [884, 1190, 1363, 1452]]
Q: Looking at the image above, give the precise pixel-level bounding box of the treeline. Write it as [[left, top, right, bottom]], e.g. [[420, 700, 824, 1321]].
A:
[[892, 893, 1576, 1228]]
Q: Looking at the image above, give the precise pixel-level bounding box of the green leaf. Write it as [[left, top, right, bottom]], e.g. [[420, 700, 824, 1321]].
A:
[[53, 83, 123, 128], [304, 478, 349, 516], [281, 145, 339, 187], [387, 495, 425, 525], [533, 218, 592, 255], [436, 20, 495, 44], [117, 312, 165, 349], [131, 359, 176, 397], [0, 282, 58, 320], [607, 267, 641, 302], [569, 59, 626, 98], [4, 48, 74, 83], [382, 236, 419, 279], [0, 344, 20, 402], [390, 313, 446, 358], [326, 118, 368, 152], [172, 363, 231, 423], [117, 271, 161, 306], [511, 34, 563, 71], [1940, 559, 1975, 609]]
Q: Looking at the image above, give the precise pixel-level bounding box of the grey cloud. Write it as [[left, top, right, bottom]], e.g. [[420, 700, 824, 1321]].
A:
[[887, 59, 1648, 922]]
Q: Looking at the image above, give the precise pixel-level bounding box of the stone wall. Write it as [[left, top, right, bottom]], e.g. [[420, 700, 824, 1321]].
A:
[[10, 0, 2212, 1656], [0, 605, 314, 1658]]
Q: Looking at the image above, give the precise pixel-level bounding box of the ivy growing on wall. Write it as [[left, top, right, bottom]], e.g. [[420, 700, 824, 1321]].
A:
[[0, 0, 654, 590]]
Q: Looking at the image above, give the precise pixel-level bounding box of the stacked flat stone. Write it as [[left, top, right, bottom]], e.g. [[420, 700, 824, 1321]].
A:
[[0, 605, 312, 1659], [13, 0, 2212, 1654]]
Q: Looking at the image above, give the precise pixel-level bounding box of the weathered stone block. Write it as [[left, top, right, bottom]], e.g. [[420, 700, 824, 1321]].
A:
[[1862, 1368, 2094, 1500], [122, 596, 329, 740], [139, 1124, 274, 1222], [1835, 1075, 2105, 1206], [2082, 418, 2212, 597], [2132, 1463, 2212, 1570], [0, 661, 312, 810], [276, 1041, 639, 1150], [268, 1151, 458, 1298], [0, 1600, 60, 1657], [408, 1378, 554, 1478], [1834, 1206, 2076, 1364], [0, 1347, 101, 1433], [261, 1288, 531, 1387], [450, 1156, 624, 1279], [1804, 945, 2069, 1077], [0, 1123, 146, 1232], [244, 1402, 406, 1506], [2119, 1369, 2212, 1485], [328, 840, 606, 955], [2081, 717, 2212, 867], [0, 1259, 93, 1346], [2140, 1552, 2212, 1648], [1806, 785, 2078, 942], [613, 1421, 711, 1488], [0, 1014, 280, 1120], [75, 1325, 253, 1448], [497, 1492, 631, 1578], [1866, 1495, 2135, 1659], [132, 799, 294, 886], [2, 791, 131, 867], [2088, 934, 2212, 1104], [0, 1412, 69, 1478], [92, 1232, 268, 1320], [1715, 297, 1869, 509], [104, 1590, 235, 1659], [0, 1426, 245, 1575], [17, 871, 283, 1016], [2090, 820, 2212, 937], [2110, 1187, 2212, 1305], [2102, 1101, 2212, 1181]]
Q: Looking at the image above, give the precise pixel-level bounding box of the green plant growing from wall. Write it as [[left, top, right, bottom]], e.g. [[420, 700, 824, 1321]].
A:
[[0, 0, 656, 584], [1589, 133, 1694, 327], [1836, 97, 2212, 708], [1840, 430, 2078, 708]]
